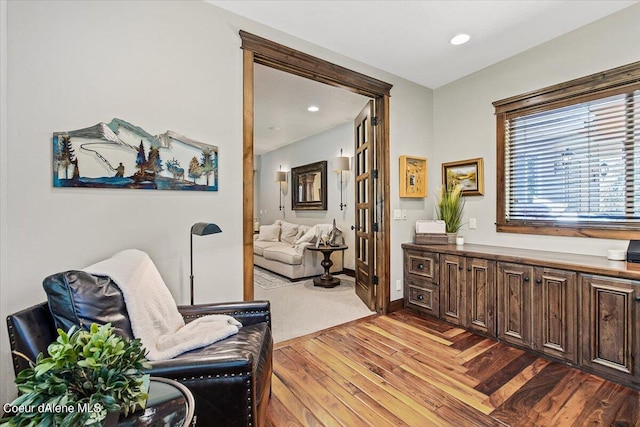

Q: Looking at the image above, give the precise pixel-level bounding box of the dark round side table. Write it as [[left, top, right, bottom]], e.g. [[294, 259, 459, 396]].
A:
[[118, 377, 195, 427], [306, 244, 348, 288]]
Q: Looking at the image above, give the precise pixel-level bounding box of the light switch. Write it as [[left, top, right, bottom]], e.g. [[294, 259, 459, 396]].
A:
[[401, 210, 407, 220], [469, 218, 477, 229], [393, 209, 402, 220]]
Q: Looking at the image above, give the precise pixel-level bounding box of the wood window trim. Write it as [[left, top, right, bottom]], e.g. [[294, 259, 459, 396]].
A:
[[240, 31, 393, 314], [494, 61, 640, 240]]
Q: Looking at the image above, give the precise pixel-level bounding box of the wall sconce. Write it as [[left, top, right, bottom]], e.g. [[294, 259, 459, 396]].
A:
[[275, 165, 287, 212], [190, 222, 222, 305], [333, 149, 350, 210]]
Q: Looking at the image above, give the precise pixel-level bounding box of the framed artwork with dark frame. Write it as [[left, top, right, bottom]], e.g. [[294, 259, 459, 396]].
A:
[[442, 157, 484, 196], [399, 155, 427, 198]]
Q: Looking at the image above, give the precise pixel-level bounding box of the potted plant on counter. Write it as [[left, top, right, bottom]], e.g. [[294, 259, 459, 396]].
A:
[[2, 323, 150, 427], [435, 183, 465, 244]]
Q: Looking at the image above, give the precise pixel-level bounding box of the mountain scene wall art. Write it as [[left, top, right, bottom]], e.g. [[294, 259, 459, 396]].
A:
[[53, 118, 218, 191]]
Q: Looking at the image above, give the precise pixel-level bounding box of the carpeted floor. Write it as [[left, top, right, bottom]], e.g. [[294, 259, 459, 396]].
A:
[[253, 267, 375, 343]]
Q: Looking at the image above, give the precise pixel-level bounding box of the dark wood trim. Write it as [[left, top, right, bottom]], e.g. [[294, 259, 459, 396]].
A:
[[341, 268, 355, 278], [243, 49, 255, 301], [240, 31, 392, 98], [387, 299, 404, 313], [240, 31, 393, 314], [493, 61, 640, 114]]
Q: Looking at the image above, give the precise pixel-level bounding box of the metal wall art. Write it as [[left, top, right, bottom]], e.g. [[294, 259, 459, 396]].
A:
[[53, 118, 218, 191]]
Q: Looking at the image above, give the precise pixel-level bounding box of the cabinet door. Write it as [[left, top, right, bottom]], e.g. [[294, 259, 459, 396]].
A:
[[533, 268, 577, 363], [466, 259, 496, 337], [497, 262, 533, 348], [440, 254, 465, 325], [581, 275, 639, 386]]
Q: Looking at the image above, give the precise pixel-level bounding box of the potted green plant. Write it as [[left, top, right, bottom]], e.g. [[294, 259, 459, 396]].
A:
[[435, 183, 465, 243], [2, 323, 150, 427]]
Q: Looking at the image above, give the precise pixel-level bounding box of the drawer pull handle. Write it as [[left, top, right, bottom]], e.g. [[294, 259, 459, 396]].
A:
[[418, 264, 424, 269], [417, 294, 424, 301], [458, 266, 464, 270], [635, 296, 640, 302], [524, 276, 530, 282], [467, 267, 472, 271], [535, 279, 542, 284]]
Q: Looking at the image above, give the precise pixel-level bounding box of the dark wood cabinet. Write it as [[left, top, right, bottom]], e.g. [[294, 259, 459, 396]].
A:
[[581, 274, 639, 387], [401, 243, 639, 388], [440, 254, 496, 334], [466, 258, 496, 337], [533, 268, 577, 363], [497, 263, 577, 362], [404, 250, 439, 318], [440, 254, 465, 325], [497, 262, 533, 348]]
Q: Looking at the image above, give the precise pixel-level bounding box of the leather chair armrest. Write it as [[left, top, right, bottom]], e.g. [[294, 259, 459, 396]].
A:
[[177, 300, 271, 328]]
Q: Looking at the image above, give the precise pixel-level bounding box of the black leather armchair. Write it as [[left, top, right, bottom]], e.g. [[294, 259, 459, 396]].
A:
[[7, 300, 273, 427]]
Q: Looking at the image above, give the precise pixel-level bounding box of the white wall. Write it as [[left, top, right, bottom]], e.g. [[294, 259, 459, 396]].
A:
[[257, 122, 358, 269], [1, 0, 433, 403], [432, 3, 640, 256]]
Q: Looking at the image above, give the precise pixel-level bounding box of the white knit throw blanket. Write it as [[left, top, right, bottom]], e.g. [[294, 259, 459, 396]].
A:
[[83, 249, 241, 361]]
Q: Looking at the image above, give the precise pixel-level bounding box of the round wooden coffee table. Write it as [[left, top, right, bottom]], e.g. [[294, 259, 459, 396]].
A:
[[306, 244, 348, 288]]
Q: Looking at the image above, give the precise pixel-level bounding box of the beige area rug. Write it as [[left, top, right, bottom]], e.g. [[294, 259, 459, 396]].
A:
[[253, 267, 375, 343]]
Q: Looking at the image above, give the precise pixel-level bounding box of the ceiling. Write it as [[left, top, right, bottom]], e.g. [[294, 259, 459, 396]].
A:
[[254, 64, 369, 155], [208, 0, 638, 154]]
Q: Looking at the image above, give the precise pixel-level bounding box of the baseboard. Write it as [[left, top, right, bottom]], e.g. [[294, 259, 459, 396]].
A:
[[341, 268, 355, 277], [388, 299, 404, 313]]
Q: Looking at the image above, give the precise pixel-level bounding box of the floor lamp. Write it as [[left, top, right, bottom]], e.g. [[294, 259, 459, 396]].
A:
[[190, 222, 222, 305]]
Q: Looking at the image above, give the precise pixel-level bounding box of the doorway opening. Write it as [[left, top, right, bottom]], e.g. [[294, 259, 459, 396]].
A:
[[240, 31, 392, 316]]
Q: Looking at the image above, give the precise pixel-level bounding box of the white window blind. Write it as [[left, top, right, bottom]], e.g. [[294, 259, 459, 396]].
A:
[[505, 90, 640, 224]]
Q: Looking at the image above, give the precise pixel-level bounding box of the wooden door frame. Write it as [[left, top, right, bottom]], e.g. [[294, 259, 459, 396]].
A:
[[240, 31, 393, 314]]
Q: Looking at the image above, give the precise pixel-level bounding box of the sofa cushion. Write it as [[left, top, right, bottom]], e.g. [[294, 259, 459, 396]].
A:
[[262, 245, 303, 265], [42, 270, 134, 338], [257, 224, 280, 242], [280, 222, 299, 245], [253, 240, 282, 256]]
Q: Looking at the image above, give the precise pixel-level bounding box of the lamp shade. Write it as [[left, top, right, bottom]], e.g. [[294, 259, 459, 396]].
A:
[[275, 171, 287, 182], [333, 156, 350, 172], [191, 222, 222, 236]]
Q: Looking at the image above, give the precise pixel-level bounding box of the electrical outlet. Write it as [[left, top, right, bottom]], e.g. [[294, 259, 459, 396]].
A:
[[469, 217, 477, 229], [395, 279, 402, 291]]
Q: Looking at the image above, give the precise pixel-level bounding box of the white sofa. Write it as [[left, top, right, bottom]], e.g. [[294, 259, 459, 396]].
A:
[[253, 220, 343, 280]]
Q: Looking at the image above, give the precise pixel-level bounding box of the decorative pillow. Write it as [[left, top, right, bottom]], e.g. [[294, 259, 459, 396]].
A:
[[257, 224, 280, 242], [42, 270, 134, 338], [280, 222, 299, 245]]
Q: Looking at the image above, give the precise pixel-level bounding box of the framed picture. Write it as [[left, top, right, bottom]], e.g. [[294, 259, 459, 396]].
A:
[[399, 155, 427, 198], [442, 157, 484, 196]]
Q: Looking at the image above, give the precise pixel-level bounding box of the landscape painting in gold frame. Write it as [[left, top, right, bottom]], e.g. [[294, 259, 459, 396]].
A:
[[442, 157, 484, 196], [399, 155, 427, 198]]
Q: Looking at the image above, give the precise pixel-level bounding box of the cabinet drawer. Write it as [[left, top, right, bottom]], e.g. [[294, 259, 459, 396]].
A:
[[407, 283, 440, 317], [405, 251, 439, 281]]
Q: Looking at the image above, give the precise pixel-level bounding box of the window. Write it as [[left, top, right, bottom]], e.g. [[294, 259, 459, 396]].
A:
[[494, 62, 640, 239]]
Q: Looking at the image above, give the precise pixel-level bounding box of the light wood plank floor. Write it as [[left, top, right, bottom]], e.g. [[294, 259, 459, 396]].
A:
[[265, 310, 639, 426]]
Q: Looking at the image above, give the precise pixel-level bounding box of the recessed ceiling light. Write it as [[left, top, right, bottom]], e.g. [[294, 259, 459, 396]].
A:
[[307, 106, 319, 112], [450, 33, 470, 46]]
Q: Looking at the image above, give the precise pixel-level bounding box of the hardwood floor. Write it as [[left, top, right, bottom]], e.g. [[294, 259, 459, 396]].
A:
[[265, 310, 640, 427]]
